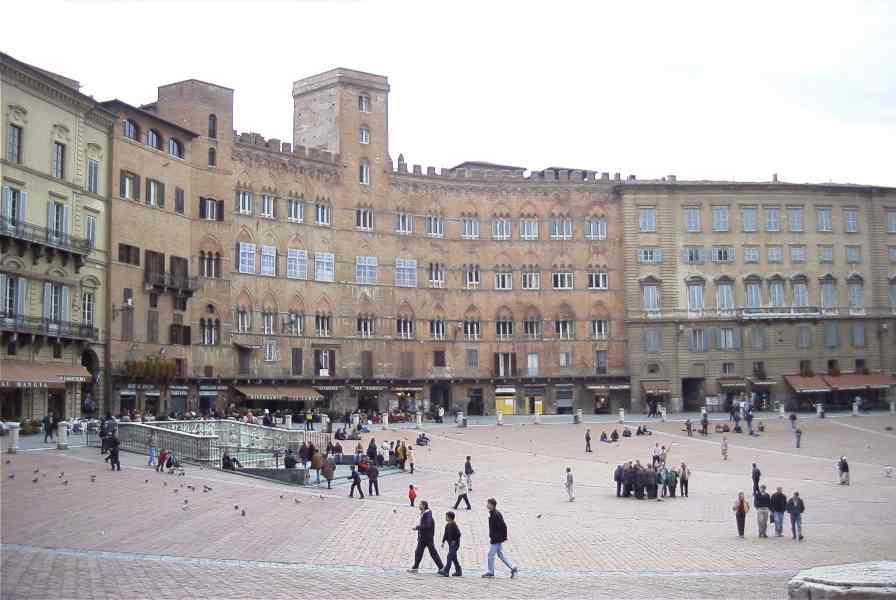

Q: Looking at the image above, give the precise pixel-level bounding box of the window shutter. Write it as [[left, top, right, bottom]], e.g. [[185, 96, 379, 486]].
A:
[[43, 282, 52, 319], [199, 197, 207, 219], [46, 203, 54, 232], [493, 353, 500, 375], [709, 327, 719, 350], [145, 179, 151, 205], [314, 350, 322, 372], [216, 200, 224, 221], [183, 326, 191, 346], [235, 190, 240, 210], [62, 205, 70, 236], [2, 186, 12, 222], [328, 350, 336, 376], [133, 175, 141, 201], [271, 198, 277, 219], [510, 353, 517, 376], [158, 182, 165, 208], [292, 348, 302, 375], [0, 274, 6, 311], [61, 286, 70, 323], [687, 329, 696, 352], [119, 171, 126, 198], [17, 278, 30, 316], [732, 328, 741, 350]]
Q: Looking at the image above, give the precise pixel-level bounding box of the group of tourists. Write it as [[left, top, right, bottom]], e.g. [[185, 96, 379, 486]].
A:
[[584, 426, 651, 450], [734, 484, 806, 541], [612, 460, 690, 500]]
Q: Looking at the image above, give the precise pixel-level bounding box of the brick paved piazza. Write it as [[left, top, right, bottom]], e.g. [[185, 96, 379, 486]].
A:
[[3, 414, 896, 599]]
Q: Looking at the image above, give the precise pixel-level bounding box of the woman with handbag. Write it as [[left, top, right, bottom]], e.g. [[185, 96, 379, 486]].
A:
[[732, 492, 750, 538]]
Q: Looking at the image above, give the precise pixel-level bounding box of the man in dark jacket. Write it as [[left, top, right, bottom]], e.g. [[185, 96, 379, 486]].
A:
[[754, 484, 771, 537], [613, 464, 624, 497], [786, 491, 805, 540], [104, 434, 121, 471], [42, 413, 54, 443], [751, 463, 761, 495], [348, 465, 364, 499], [408, 500, 444, 573], [464, 456, 474, 491], [770, 486, 787, 537], [367, 464, 380, 496], [585, 429, 592, 453], [483, 498, 518, 578], [623, 462, 635, 497], [645, 466, 658, 500], [439, 511, 462, 577], [634, 465, 646, 499]]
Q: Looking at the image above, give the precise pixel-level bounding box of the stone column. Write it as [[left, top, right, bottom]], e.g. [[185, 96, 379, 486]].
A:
[[381, 412, 389, 429], [415, 412, 422, 429], [56, 421, 69, 450], [6, 422, 21, 453]]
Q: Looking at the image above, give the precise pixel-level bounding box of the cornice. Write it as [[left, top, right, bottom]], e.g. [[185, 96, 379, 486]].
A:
[[232, 144, 343, 184]]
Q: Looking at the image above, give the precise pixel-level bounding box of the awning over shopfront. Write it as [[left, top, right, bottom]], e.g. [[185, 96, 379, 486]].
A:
[[784, 375, 831, 394], [587, 384, 632, 392], [822, 374, 896, 391], [641, 380, 671, 396], [718, 377, 747, 389], [748, 379, 777, 387], [234, 385, 324, 402], [392, 387, 423, 392], [352, 385, 387, 391], [495, 387, 517, 395], [0, 361, 90, 388]]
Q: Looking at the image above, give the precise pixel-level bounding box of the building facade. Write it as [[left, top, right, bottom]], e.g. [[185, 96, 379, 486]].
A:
[[1, 53, 114, 421], [4, 52, 895, 420], [623, 182, 896, 413]]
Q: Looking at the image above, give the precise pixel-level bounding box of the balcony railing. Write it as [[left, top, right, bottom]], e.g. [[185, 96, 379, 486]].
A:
[[740, 306, 821, 319], [0, 312, 98, 340], [0, 216, 91, 255], [144, 270, 200, 293]]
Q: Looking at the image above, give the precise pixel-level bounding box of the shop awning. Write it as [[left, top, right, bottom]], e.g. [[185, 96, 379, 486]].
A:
[[234, 385, 324, 402], [749, 379, 777, 387], [718, 377, 747, 389], [278, 386, 325, 401], [784, 375, 831, 394], [0, 361, 90, 388], [392, 386, 423, 392], [588, 383, 632, 391], [495, 387, 517, 395], [232, 340, 261, 350], [352, 385, 387, 391], [641, 380, 671, 396], [823, 374, 896, 391]]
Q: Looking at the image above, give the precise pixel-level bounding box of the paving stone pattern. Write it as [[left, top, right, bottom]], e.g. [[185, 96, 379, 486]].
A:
[[2, 414, 895, 599]]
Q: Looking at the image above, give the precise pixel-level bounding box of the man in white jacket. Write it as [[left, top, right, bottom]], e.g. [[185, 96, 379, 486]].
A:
[[565, 467, 575, 501]]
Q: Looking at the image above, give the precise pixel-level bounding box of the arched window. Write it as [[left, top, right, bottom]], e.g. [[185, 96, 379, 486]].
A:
[[146, 129, 162, 150], [123, 119, 139, 140], [168, 137, 184, 159], [208, 148, 216, 167], [208, 114, 217, 139]]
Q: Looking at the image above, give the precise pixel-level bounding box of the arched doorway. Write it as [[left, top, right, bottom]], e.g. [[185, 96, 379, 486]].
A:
[[81, 348, 100, 416]]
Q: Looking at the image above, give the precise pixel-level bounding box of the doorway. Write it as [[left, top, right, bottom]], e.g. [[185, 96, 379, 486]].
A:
[[681, 378, 705, 411], [466, 388, 484, 415]]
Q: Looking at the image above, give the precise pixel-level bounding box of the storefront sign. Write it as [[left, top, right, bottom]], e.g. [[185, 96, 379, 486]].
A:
[[0, 380, 49, 389], [315, 385, 342, 391], [61, 375, 87, 382], [352, 385, 387, 391], [199, 385, 228, 392], [169, 385, 189, 396]]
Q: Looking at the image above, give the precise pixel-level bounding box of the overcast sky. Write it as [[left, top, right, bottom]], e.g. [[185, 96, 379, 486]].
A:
[[6, 1, 895, 185]]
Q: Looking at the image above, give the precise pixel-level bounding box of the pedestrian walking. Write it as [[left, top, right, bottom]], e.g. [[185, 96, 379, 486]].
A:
[[408, 500, 444, 574], [482, 498, 518, 578], [348, 465, 364, 499], [408, 445, 416, 474], [794, 428, 802, 448], [685, 419, 693, 437], [732, 492, 750, 538], [564, 467, 575, 502], [770, 486, 787, 537], [439, 511, 462, 577], [751, 463, 761, 495], [408, 484, 417, 507], [613, 463, 624, 497], [105, 434, 121, 471], [666, 468, 679, 497], [464, 456, 474, 490], [754, 484, 771, 538], [700, 411, 709, 436], [838, 456, 850, 485], [585, 429, 592, 453], [453, 472, 472, 510], [721, 436, 728, 461], [367, 463, 380, 496], [679, 462, 690, 497], [786, 491, 805, 540], [42, 413, 54, 443], [789, 412, 797, 431]]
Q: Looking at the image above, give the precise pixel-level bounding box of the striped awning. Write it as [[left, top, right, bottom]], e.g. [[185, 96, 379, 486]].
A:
[[718, 377, 747, 389], [822, 374, 896, 391], [784, 375, 831, 394], [495, 387, 517, 395], [641, 380, 671, 396]]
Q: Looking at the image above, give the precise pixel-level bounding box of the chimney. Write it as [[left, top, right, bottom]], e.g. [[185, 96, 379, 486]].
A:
[[668, 174, 677, 183], [772, 173, 779, 183]]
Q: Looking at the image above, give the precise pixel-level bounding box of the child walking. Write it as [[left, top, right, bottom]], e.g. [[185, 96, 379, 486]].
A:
[[408, 484, 417, 507]]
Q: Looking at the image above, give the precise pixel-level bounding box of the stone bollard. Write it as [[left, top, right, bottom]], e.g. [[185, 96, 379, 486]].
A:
[[6, 422, 21, 453], [283, 414, 292, 429], [457, 411, 465, 427], [415, 412, 422, 429], [618, 408, 625, 423], [534, 411, 541, 424], [497, 411, 504, 426], [852, 400, 860, 416], [816, 403, 824, 418], [660, 406, 667, 422], [382, 412, 389, 429], [890, 401, 895, 415], [574, 408, 582, 424], [56, 422, 69, 450]]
